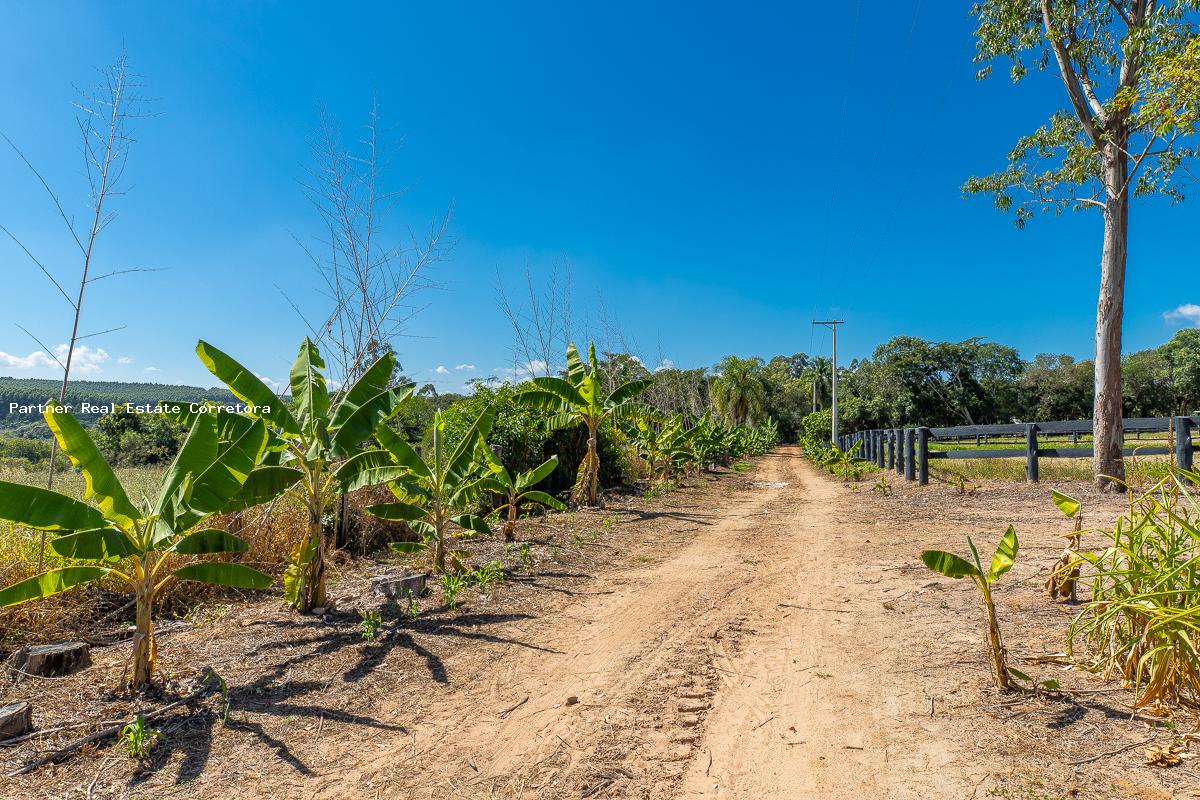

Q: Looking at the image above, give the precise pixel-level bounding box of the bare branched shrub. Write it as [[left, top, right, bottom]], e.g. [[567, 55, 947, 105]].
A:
[[291, 99, 453, 385]]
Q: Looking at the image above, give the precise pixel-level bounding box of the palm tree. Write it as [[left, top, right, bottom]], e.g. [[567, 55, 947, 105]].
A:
[[808, 356, 832, 412], [710, 355, 767, 425], [517, 342, 650, 507]]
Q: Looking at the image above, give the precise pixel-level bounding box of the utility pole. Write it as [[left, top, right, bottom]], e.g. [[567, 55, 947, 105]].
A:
[[812, 320, 844, 448]]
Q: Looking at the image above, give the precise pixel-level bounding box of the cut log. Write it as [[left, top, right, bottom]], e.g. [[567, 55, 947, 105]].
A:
[[0, 702, 33, 738], [7, 642, 92, 678], [371, 573, 427, 599]]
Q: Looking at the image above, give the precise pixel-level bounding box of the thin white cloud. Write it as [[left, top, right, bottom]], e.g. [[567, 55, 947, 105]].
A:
[[654, 358, 675, 372], [144, 366, 160, 373], [435, 365, 450, 375], [257, 374, 283, 392], [0, 349, 60, 370], [493, 359, 547, 382], [455, 363, 476, 371], [1164, 304, 1200, 326], [0, 344, 110, 373], [117, 356, 134, 365]]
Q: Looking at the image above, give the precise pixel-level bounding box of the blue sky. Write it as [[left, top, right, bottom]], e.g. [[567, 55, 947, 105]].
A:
[[1, 1, 1197, 394]]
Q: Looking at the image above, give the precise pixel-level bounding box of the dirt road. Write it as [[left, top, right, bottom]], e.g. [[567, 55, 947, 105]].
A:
[[313, 447, 980, 799]]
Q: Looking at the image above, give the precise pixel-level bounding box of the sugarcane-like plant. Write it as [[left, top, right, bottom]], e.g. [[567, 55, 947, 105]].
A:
[[479, 451, 566, 541], [920, 526, 1020, 692], [360, 409, 493, 573], [196, 338, 412, 612], [0, 407, 275, 688], [516, 342, 650, 507]]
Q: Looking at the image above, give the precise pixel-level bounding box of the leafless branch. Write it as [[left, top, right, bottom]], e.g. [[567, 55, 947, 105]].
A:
[[13, 324, 66, 372]]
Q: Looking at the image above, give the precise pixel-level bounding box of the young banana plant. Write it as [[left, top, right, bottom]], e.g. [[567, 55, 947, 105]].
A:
[[516, 342, 651, 507], [479, 451, 566, 541], [196, 338, 412, 612], [920, 526, 1020, 691], [358, 408, 494, 573], [1046, 490, 1083, 601], [0, 407, 275, 689]]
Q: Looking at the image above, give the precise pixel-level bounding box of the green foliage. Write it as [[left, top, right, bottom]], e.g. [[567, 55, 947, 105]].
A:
[[516, 342, 650, 506], [920, 526, 1020, 691], [365, 408, 493, 574], [710, 355, 768, 425], [198, 337, 412, 612], [470, 560, 505, 592], [120, 713, 162, 760], [439, 571, 466, 609], [0, 407, 274, 688], [966, 0, 1199, 220], [95, 408, 185, 466], [480, 451, 566, 541], [1069, 469, 1200, 707], [359, 608, 383, 641]]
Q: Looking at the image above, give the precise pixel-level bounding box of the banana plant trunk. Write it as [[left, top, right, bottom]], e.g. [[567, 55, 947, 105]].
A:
[[504, 498, 518, 542], [1093, 143, 1129, 492], [573, 420, 600, 507], [303, 493, 327, 612], [131, 561, 155, 689], [433, 513, 448, 573], [981, 583, 1013, 692]]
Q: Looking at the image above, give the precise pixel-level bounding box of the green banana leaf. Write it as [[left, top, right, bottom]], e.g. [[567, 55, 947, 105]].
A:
[[173, 562, 272, 589], [0, 480, 107, 532], [43, 406, 140, 531], [0, 566, 112, 607]]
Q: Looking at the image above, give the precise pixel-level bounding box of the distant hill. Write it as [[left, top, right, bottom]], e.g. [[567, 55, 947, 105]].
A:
[[0, 376, 240, 437]]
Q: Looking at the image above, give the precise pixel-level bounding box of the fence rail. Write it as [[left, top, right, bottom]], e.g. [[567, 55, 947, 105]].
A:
[[838, 416, 1199, 485]]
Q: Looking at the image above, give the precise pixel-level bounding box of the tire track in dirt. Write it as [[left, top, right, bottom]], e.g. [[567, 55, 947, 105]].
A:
[[314, 451, 799, 799], [314, 448, 980, 799]]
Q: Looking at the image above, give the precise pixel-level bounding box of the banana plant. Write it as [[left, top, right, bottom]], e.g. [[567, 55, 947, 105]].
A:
[[479, 451, 566, 541], [196, 338, 412, 612], [359, 408, 494, 573], [920, 526, 1020, 691], [516, 342, 651, 507], [624, 414, 696, 481], [0, 406, 274, 689]]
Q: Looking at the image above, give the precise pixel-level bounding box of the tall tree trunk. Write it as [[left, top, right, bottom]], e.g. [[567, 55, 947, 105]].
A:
[[1093, 146, 1129, 491]]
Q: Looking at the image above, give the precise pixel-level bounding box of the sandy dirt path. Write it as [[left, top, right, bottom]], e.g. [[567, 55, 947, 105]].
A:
[[313, 447, 980, 799]]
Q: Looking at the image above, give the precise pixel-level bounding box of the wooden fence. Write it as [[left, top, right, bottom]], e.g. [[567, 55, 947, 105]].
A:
[[838, 416, 1199, 485]]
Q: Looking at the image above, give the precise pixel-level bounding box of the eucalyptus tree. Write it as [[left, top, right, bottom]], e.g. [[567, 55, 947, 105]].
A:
[[966, 0, 1200, 488], [479, 451, 566, 541], [516, 342, 651, 507], [0, 407, 275, 688], [196, 338, 412, 612], [358, 409, 493, 572], [710, 355, 767, 426]]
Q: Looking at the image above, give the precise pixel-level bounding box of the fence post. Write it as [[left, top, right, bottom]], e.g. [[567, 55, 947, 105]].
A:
[[887, 429, 896, 470], [894, 429, 903, 475], [1025, 423, 1039, 483], [917, 427, 930, 486], [875, 431, 885, 468], [1174, 416, 1194, 473], [904, 429, 915, 481]]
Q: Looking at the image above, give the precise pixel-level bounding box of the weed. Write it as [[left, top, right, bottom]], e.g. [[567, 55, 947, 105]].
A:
[[403, 587, 419, 620], [518, 542, 533, 570], [471, 561, 505, 592], [359, 609, 383, 641], [872, 475, 892, 496], [120, 713, 162, 760], [440, 572, 467, 610]]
